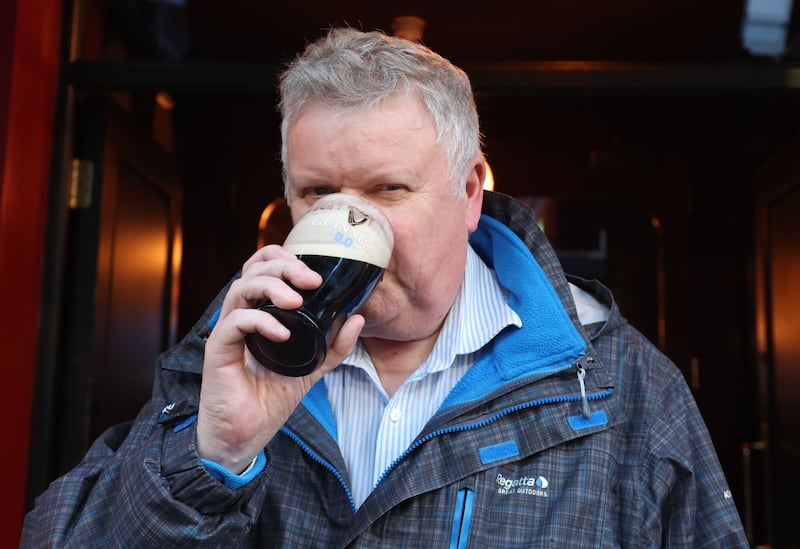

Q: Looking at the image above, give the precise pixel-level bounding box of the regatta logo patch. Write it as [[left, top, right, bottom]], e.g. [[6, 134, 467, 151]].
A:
[[495, 473, 549, 497]]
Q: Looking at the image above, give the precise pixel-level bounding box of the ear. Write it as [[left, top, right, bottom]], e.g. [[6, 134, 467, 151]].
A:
[[465, 156, 486, 232]]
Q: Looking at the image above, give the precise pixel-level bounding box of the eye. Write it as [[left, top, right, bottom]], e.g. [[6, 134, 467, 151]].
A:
[[372, 183, 408, 197], [306, 187, 332, 197], [374, 184, 410, 202]]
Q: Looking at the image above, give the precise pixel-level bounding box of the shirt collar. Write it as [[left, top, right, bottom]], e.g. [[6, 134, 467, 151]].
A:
[[342, 244, 521, 381]]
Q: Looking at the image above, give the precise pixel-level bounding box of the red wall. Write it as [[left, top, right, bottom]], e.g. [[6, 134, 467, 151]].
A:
[[0, 2, 16, 172], [0, 0, 63, 543]]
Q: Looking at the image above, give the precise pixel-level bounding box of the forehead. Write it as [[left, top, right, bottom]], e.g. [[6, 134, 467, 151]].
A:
[[284, 99, 453, 199], [289, 91, 434, 134], [288, 97, 438, 157]]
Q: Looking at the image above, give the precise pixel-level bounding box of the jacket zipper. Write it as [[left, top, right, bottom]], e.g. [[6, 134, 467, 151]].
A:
[[280, 427, 358, 512], [449, 488, 475, 549], [281, 355, 611, 515], [374, 355, 613, 488], [576, 355, 593, 418]]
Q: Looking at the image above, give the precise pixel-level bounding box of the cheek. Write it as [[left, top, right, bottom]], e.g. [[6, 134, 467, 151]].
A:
[[392, 227, 463, 287], [288, 202, 309, 223], [386, 220, 427, 271], [384, 205, 468, 278]]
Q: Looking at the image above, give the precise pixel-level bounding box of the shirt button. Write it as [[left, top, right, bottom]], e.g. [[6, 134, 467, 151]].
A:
[[389, 408, 402, 423]]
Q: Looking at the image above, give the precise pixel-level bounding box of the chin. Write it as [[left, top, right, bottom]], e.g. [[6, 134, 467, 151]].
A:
[[357, 303, 405, 338], [356, 284, 417, 336], [357, 284, 395, 319], [357, 305, 391, 331]]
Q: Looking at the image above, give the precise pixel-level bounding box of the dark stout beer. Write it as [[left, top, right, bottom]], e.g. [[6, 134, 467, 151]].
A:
[[245, 255, 383, 376], [245, 194, 393, 376]]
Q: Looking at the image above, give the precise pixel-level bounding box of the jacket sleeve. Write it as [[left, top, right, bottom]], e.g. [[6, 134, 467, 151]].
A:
[[634, 340, 748, 548], [21, 349, 269, 547]]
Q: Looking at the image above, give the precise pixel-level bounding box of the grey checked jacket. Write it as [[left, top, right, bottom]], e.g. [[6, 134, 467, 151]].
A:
[[23, 192, 748, 547]]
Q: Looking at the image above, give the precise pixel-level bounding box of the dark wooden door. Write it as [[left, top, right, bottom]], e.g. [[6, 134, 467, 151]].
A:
[[753, 138, 800, 548], [34, 96, 182, 484]]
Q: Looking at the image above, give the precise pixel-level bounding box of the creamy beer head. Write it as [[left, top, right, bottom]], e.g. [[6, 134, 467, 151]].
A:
[[283, 194, 393, 267]]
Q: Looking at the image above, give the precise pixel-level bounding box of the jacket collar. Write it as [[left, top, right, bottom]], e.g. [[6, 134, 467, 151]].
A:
[[300, 192, 596, 422]]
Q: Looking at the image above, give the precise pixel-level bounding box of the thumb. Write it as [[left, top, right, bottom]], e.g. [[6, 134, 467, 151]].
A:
[[306, 314, 364, 384]]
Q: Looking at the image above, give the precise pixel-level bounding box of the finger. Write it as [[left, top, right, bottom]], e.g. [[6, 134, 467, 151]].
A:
[[241, 255, 323, 290], [241, 244, 294, 274], [219, 262, 323, 321], [330, 314, 365, 357], [241, 244, 323, 290], [207, 307, 293, 365]]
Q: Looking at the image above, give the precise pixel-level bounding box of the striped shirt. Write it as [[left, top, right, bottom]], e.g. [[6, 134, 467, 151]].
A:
[[325, 245, 522, 508]]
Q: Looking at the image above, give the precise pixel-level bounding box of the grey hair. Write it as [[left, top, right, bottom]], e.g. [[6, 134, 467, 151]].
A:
[[278, 27, 482, 198]]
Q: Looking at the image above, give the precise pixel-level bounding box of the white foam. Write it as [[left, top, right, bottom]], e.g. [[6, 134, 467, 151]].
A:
[[283, 195, 393, 267]]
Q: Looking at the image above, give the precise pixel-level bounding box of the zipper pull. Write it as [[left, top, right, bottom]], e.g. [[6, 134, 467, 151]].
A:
[[576, 356, 593, 419]]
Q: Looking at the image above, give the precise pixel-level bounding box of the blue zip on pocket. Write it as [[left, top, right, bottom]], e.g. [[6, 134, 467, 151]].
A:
[[449, 488, 475, 549]]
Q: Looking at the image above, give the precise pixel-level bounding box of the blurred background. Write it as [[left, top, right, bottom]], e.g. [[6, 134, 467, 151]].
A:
[[2, 0, 799, 546]]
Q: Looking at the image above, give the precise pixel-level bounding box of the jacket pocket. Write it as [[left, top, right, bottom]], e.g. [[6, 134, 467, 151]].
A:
[[449, 488, 475, 549]]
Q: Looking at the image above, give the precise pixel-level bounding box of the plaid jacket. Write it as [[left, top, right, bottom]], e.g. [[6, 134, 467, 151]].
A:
[[23, 192, 748, 548]]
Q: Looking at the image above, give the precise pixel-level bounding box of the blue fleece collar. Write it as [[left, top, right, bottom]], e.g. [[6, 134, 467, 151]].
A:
[[302, 214, 586, 432], [439, 215, 586, 407]]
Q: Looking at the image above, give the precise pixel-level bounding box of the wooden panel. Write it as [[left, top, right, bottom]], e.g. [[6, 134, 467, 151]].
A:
[[752, 136, 800, 547], [90, 159, 176, 439], [51, 97, 183, 468], [765, 185, 800, 547]]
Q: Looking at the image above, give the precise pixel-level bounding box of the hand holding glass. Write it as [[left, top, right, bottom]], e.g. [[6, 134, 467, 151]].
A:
[[245, 194, 393, 376]]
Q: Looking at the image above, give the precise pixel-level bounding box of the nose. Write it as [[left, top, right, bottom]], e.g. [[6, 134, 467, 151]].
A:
[[337, 188, 367, 200]]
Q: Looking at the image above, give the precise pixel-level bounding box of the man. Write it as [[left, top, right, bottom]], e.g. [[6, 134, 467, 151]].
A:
[[23, 28, 747, 547]]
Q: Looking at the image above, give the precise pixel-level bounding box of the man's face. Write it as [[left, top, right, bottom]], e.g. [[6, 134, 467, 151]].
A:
[[284, 94, 484, 342]]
